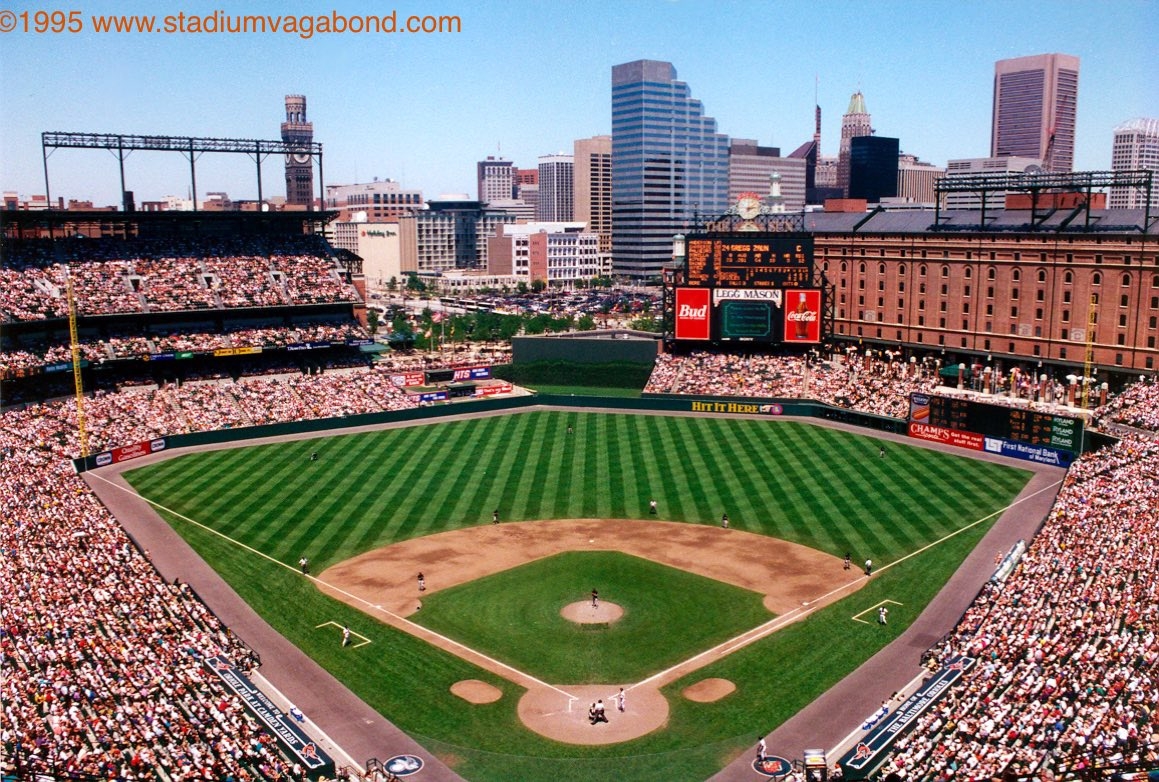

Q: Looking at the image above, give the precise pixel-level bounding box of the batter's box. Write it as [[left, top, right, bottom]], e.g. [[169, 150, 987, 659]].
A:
[[316, 620, 372, 648], [851, 599, 903, 625]]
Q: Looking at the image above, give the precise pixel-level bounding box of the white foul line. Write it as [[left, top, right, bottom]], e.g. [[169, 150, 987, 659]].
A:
[[88, 471, 578, 701]]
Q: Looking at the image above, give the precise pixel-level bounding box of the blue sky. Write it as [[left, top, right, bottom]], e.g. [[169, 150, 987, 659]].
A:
[[1, 0, 1155, 206]]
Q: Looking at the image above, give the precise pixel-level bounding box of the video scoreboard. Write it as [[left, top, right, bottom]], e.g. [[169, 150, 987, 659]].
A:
[[675, 232, 821, 344], [909, 393, 1082, 455]]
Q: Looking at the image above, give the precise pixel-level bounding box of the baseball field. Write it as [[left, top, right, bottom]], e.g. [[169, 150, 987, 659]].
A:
[[122, 409, 1033, 781]]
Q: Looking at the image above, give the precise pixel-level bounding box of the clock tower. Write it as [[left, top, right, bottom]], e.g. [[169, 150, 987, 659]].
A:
[[281, 94, 314, 209]]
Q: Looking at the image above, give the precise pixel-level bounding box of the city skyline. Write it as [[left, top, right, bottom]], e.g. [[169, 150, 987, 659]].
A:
[[0, 0, 1155, 208]]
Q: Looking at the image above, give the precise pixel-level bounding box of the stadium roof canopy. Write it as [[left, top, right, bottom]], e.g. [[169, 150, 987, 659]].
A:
[[807, 208, 1158, 236]]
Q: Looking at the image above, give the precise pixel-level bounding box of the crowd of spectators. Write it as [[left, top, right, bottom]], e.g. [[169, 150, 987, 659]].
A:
[[1, 320, 371, 378], [1, 236, 359, 322], [875, 430, 1159, 779], [644, 350, 939, 419], [0, 356, 464, 778], [1, 405, 322, 780], [1094, 375, 1159, 433], [6, 233, 1157, 781]]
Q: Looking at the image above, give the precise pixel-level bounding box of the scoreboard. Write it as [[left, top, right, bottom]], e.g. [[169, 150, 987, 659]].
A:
[[676, 231, 820, 344], [684, 234, 813, 289], [912, 394, 1082, 454]]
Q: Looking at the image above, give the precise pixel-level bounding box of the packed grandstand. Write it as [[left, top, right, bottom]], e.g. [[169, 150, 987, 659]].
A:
[[2, 218, 1157, 781]]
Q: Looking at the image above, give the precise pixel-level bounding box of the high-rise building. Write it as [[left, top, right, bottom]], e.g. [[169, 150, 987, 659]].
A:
[[536, 154, 574, 222], [477, 157, 515, 204], [574, 135, 612, 255], [896, 155, 945, 205], [727, 140, 806, 212], [943, 156, 1042, 210], [487, 222, 600, 283], [514, 169, 538, 213], [398, 198, 516, 275], [837, 91, 873, 197], [788, 104, 829, 204], [281, 95, 315, 209], [611, 59, 730, 279], [991, 53, 1079, 173], [1109, 118, 1159, 210], [849, 136, 899, 203], [325, 179, 423, 222]]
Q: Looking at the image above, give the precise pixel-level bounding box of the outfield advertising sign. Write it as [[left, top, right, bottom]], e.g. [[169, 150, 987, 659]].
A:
[[93, 437, 168, 467], [391, 371, 425, 387], [983, 437, 1074, 467], [674, 287, 711, 340], [907, 422, 985, 451], [840, 656, 976, 778], [453, 366, 491, 381], [781, 289, 822, 343]]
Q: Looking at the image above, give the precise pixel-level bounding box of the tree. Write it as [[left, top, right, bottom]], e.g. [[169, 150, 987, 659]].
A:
[[629, 315, 661, 332], [531, 279, 547, 293], [405, 273, 426, 294], [516, 281, 529, 295], [387, 276, 398, 292], [366, 308, 380, 336], [576, 313, 597, 331]]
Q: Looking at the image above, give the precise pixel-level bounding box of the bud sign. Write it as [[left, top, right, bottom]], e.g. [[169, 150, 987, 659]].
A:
[[782, 289, 822, 343], [674, 287, 712, 340]]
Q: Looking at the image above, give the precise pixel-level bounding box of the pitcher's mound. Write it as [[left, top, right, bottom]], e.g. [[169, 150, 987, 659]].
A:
[[451, 679, 502, 704], [561, 601, 623, 624], [682, 678, 736, 703]]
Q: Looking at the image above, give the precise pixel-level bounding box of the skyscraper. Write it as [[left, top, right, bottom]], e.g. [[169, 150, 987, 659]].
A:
[[574, 135, 612, 255], [536, 154, 574, 222], [727, 140, 806, 212], [281, 95, 314, 208], [848, 135, 899, 203], [1109, 118, 1159, 210], [991, 53, 1079, 173], [838, 91, 872, 198], [611, 59, 730, 279], [477, 156, 514, 204]]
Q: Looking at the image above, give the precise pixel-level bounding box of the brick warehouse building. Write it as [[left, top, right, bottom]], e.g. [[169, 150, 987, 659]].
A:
[[807, 207, 1159, 375]]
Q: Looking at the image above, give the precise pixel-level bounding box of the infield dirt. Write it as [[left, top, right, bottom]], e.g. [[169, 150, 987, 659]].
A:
[[318, 518, 864, 744]]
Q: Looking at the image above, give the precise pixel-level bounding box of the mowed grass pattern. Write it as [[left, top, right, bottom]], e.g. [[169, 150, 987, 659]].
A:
[[123, 410, 1035, 782], [413, 551, 773, 683], [125, 411, 1029, 572]]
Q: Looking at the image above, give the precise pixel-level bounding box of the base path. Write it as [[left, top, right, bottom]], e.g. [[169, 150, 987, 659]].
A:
[[319, 518, 854, 619], [318, 518, 864, 745]]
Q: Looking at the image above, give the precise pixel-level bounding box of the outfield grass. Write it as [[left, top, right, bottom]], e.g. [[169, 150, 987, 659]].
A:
[[414, 551, 773, 683], [124, 411, 1033, 781]]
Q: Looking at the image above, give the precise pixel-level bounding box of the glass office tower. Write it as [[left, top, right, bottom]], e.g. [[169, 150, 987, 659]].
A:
[[611, 60, 730, 280]]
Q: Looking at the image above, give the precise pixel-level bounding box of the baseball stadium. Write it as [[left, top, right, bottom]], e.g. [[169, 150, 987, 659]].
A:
[[2, 134, 1157, 782]]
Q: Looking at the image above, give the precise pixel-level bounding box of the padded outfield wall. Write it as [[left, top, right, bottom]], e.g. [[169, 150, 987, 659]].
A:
[[73, 394, 904, 473]]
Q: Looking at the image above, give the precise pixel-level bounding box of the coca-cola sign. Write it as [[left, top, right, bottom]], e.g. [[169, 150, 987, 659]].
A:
[[674, 287, 711, 341], [782, 289, 822, 343]]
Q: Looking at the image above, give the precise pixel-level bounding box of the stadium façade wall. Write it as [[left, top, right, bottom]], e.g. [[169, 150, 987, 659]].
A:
[[808, 209, 1159, 375]]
